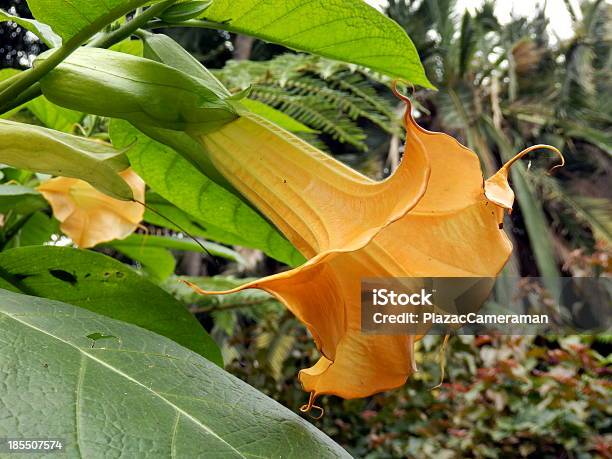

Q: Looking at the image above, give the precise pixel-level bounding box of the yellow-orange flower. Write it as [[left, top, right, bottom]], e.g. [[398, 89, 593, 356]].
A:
[[38, 168, 145, 248], [186, 88, 561, 407]]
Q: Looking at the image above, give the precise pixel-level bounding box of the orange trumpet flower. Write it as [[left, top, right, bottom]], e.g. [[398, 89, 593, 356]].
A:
[[38, 168, 145, 248], [185, 87, 562, 409]]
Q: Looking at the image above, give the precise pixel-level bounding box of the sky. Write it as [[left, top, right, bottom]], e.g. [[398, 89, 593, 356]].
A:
[[365, 0, 582, 40]]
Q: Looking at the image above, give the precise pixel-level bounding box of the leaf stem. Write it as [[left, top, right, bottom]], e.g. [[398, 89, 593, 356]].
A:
[[0, 0, 177, 114]]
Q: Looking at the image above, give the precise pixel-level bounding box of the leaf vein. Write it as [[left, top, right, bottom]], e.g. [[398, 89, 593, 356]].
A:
[[2, 312, 247, 459]]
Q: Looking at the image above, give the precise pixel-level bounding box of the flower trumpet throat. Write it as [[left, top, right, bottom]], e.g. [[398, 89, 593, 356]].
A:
[[186, 86, 563, 404]]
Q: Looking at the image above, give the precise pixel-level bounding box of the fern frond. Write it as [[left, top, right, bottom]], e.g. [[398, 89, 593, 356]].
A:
[[215, 53, 398, 152], [284, 75, 395, 134], [252, 86, 368, 150], [327, 71, 397, 120]]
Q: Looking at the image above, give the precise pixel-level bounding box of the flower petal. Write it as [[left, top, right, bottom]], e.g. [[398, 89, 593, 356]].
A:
[[38, 168, 145, 248]]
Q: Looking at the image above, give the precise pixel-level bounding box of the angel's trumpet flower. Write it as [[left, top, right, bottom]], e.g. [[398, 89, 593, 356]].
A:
[[184, 89, 563, 407], [38, 168, 145, 248], [32, 44, 562, 408]]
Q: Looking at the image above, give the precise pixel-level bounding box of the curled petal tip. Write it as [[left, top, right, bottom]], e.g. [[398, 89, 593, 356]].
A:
[[485, 144, 564, 212], [299, 393, 325, 420], [501, 144, 565, 174], [179, 279, 210, 295], [546, 149, 565, 175], [391, 80, 415, 103]]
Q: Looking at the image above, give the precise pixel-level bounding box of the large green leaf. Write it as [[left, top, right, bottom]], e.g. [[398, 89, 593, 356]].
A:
[[0, 288, 349, 457], [200, 0, 433, 88], [0, 246, 221, 365], [0, 119, 132, 200], [25, 0, 162, 42], [110, 120, 306, 266], [0, 8, 61, 47]]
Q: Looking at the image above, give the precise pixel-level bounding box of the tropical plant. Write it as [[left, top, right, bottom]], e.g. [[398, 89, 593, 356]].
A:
[[0, 0, 609, 457]]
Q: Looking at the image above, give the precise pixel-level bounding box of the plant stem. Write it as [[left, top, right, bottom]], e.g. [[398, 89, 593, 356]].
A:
[[0, 0, 177, 114], [88, 0, 175, 48]]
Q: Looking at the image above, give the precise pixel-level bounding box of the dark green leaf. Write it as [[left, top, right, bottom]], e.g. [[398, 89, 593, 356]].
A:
[[0, 246, 221, 365]]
